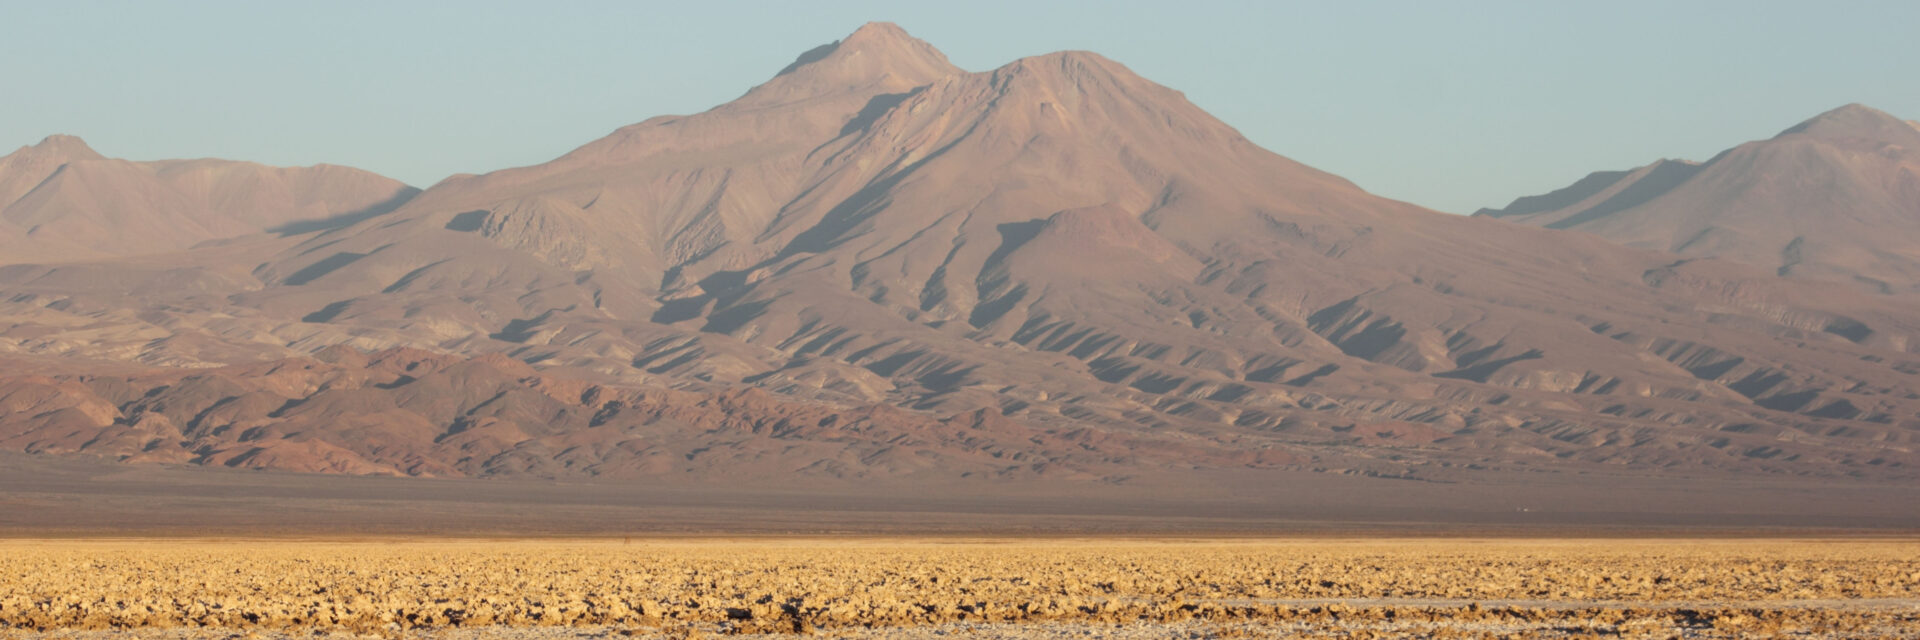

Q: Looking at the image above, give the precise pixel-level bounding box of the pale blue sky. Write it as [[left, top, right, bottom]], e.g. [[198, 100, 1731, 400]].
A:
[[4, 1, 1915, 213]]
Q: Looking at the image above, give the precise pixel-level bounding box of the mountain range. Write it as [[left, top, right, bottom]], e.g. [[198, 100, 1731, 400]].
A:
[[1, 23, 1915, 495]]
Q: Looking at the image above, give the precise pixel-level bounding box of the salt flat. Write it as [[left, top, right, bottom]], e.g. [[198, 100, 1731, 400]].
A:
[[3, 539, 1916, 639]]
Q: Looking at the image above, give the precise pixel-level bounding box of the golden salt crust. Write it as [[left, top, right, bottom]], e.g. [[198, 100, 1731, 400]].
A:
[[2, 539, 1917, 638]]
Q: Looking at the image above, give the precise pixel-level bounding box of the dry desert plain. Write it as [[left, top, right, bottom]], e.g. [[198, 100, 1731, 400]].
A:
[[2, 538, 1918, 640]]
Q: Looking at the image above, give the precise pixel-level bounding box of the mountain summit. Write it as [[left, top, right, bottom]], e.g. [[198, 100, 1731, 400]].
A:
[[1776, 103, 1920, 142], [0, 135, 108, 207], [12, 134, 106, 163], [746, 21, 962, 107]]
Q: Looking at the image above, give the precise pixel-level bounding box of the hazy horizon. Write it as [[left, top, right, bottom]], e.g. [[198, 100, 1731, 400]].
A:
[[4, 1, 1916, 213]]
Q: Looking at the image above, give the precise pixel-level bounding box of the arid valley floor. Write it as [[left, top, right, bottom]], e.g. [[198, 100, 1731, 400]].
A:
[[2, 538, 1917, 639], [8, 451, 1920, 638]]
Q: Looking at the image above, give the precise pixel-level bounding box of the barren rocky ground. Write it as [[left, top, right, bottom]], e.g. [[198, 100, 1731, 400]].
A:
[[3, 539, 1916, 639]]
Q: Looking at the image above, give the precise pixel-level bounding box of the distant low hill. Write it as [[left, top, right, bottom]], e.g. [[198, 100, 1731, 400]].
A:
[[1478, 104, 1920, 293], [0, 135, 417, 264]]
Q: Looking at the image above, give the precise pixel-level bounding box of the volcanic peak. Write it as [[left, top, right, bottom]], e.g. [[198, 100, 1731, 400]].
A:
[[831, 21, 926, 56], [987, 50, 1154, 93], [741, 22, 961, 109], [7, 134, 105, 165], [1776, 103, 1918, 142]]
